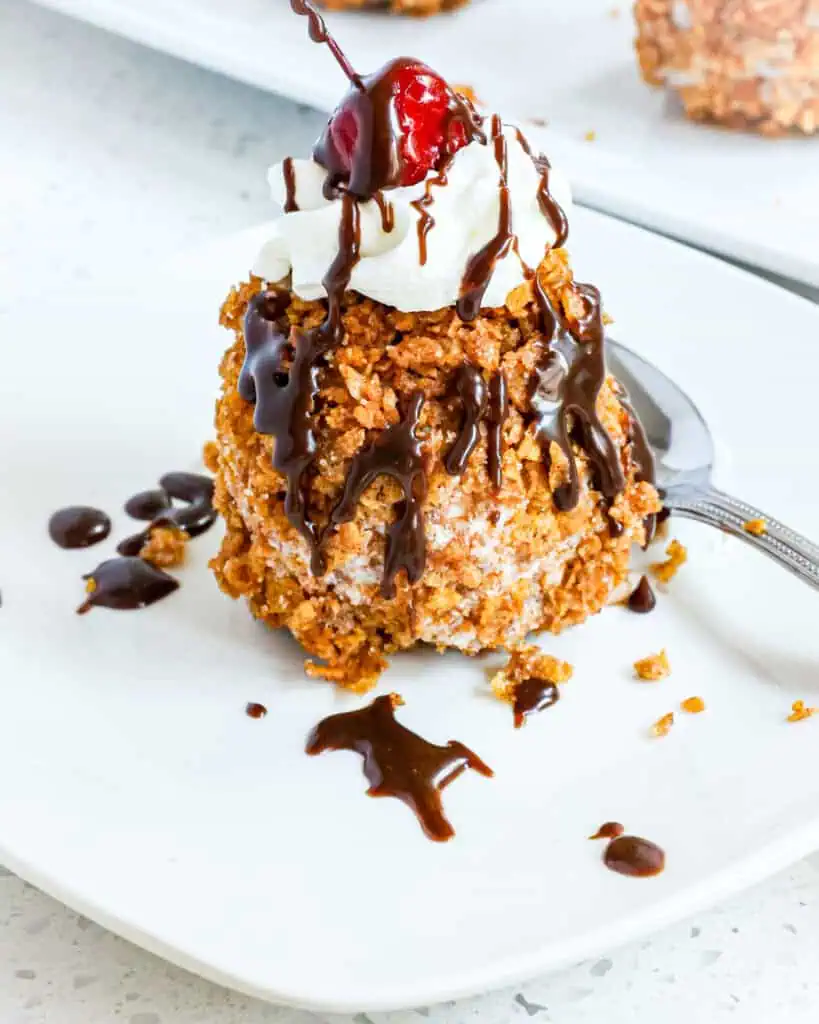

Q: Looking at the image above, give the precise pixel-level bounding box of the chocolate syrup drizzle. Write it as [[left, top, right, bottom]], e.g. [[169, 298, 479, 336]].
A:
[[282, 157, 299, 213], [330, 392, 427, 599], [238, 2, 654, 598], [305, 693, 493, 841], [604, 834, 666, 878]]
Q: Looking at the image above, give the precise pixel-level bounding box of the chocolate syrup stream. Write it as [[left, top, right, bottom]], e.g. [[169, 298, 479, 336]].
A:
[[514, 129, 568, 248], [373, 191, 395, 233], [282, 157, 299, 213], [457, 116, 514, 322], [486, 373, 508, 488], [330, 392, 426, 598], [305, 693, 493, 842], [410, 155, 454, 266], [288, 0, 364, 90]]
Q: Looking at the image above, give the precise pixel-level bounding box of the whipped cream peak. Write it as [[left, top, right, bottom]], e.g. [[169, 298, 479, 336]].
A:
[[254, 119, 572, 315]]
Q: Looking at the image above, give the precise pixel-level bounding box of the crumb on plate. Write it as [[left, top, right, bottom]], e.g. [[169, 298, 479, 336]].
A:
[[651, 538, 687, 583], [634, 648, 671, 681]]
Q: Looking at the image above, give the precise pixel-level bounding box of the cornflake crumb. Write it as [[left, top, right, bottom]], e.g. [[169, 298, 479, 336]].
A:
[[652, 712, 674, 737], [491, 645, 573, 705], [788, 700, 818, 723], [743, 518, 767, 536], [634, 648, 671, 681], [140, 526, 187, 569], [584, 130, 597, 141], [454, 84, 480, 105], [203, 440, 219, 474], [681, 696, 706, 714], [651, 539, 687, 583]]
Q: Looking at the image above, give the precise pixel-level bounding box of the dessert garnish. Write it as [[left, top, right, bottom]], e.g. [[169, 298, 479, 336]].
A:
[[118, 472, 216, 557], [211, 2, 661, 690], [245, 702, 268, 719], [627, 575, 656, 614], [603, 834, 665, 878], [48, 506, 111, 549], [77, 557, 179, 614], [234, 0, 654, 597], [305, 693, 493, 841]]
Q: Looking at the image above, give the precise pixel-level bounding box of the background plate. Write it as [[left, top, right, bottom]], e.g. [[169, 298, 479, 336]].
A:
[[2, 210, 819, 1012], [29, 0, 819, 290]]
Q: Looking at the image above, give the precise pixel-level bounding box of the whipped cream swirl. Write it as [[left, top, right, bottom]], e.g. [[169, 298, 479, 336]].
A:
[[253, 124, 572, 314]]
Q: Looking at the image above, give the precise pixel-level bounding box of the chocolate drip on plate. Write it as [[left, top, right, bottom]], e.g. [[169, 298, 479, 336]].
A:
[[603, 835, 666, 878], [512, 677, 560, 729], [331, 392, 427, 598], [77, 557, 179, 613], [458, 116, 514, 322], [628, 575, 656, 614], [48, 507, 111, 549], [118, 472, 216, 556], [245, 702, 268, 719], [124, 489, 172, 521], [589, 821, 625, 841], [305, 693, 493, 841]]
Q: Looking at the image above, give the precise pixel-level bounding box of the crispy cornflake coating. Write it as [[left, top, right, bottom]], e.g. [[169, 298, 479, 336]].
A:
[[139, 526, 187, 569], [651, 538, 687, 583], [490, 645, 574, 706], [681, 695, 706, 713], [634, 0, 819, 135], [634, 648, 671, 681], [788, 700, 818, 722], [315, 0, 468, 13], [209, 248, 660, 689], [743, 518, 767, 536], [652, 711, 675, 737]]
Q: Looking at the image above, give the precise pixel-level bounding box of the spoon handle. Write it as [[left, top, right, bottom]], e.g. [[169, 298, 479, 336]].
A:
[[670, 487, 819, 590]]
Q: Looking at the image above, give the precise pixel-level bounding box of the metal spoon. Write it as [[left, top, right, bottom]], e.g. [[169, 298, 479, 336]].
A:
[[607, 339, 819, 589]]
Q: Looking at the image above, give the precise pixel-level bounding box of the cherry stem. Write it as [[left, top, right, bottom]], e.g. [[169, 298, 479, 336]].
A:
[[289, 0, 365, 91]]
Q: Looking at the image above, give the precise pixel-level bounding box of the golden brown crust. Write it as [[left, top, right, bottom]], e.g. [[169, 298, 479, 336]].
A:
[[209, 248, 660, 689], [634, 0, 819, 135]]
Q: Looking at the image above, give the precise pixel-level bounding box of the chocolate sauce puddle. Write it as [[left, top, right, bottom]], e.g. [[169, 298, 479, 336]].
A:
[[124, 489, 171, 521], [118, 472, 216, 557], [330, 392, 426, 597], [589, 821, 625, 841], [604, 835, 665, 878], [305, 693, 493, 841], [245, 702, 268, 719], [77, 557, 179, 613], [512, 677, 560, 729], [48, 507, 111, 549]]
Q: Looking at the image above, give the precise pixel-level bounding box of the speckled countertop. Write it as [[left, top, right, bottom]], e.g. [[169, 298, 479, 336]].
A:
[[3, 1, 819, 1020]]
